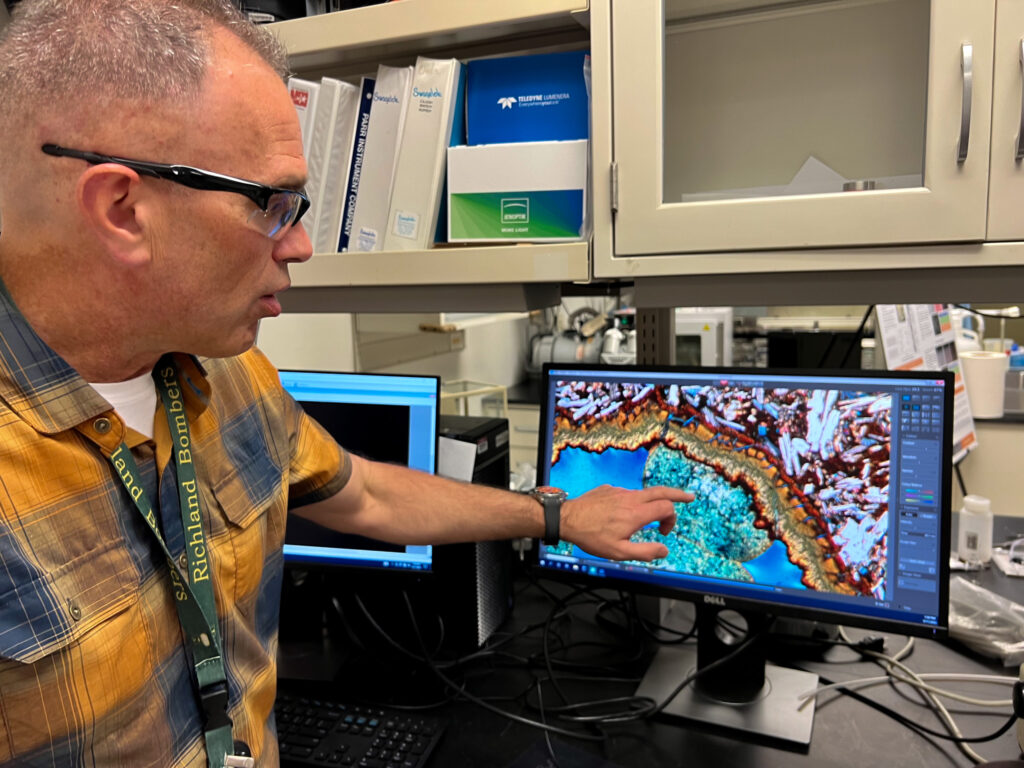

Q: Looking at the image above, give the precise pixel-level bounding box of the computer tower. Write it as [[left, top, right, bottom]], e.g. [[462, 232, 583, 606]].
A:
[[433, 414, 514, 653]]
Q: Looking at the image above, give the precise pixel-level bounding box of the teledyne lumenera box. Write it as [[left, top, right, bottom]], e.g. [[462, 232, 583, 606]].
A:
[[447, 140, 588, 242], [466, 50, 590, 145]]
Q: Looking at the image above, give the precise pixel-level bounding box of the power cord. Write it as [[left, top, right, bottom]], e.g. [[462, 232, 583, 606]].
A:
[[542, 619, 772, 726], [795, 628, 1021, 762], [399, 590, 607, 743], [952, 303, 1022, 321], [814, 304, 875, 369], [807, 670, 1018, 746]]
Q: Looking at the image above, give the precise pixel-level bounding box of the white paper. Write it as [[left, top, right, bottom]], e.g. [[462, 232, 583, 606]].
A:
[[876, 304, 977, 463], [437, 435, 476, 483]]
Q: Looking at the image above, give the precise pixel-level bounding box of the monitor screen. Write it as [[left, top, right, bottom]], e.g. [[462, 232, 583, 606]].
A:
[[535, 363, 952, 637], [279, 369, 439, 572]]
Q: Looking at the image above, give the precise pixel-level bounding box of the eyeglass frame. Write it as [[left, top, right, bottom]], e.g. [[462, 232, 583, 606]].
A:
[[41, 143, 310, 238]]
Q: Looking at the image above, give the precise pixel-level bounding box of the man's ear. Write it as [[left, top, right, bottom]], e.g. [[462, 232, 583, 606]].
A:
[[75, 164, 152, 266]]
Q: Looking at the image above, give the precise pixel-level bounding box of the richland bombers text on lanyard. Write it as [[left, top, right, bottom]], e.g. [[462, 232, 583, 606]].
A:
[[108, 360, 253, 768]]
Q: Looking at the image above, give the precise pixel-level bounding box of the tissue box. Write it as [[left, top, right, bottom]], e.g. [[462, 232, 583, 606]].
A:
[[447, 140, 588, 243], [466, 50, 590, 145]]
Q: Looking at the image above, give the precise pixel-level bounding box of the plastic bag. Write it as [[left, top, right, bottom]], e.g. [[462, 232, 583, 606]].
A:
[[948, 575, 1024, 667]]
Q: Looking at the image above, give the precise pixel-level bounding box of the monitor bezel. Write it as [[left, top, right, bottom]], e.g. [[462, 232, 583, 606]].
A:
[[279, 368, 441, 577], [532, 362, 953, 639]]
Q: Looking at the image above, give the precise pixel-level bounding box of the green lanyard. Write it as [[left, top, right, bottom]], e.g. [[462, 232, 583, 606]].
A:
[[107, 360, 236, 768]]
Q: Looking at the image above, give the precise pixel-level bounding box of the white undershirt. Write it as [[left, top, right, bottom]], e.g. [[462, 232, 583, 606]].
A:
[[91, 371, 158, 439]]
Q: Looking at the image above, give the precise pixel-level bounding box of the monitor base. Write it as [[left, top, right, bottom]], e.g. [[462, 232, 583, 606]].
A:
[[635, 643, 818, 745]]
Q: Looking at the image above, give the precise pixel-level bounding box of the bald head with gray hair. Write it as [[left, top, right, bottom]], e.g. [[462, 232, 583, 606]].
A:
[[0, 0, 288, 170], [0, 0, 288, 107]]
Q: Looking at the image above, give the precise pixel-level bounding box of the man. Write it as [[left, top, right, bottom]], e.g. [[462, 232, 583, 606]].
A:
[[0, 1, 692, 765]]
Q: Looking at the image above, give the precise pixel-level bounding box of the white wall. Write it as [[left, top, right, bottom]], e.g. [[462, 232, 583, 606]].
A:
[[954, 420, 1024, 518], [372, 315, 529, 386], [256, 313, 357, 371], [257, 310, 530, 387]]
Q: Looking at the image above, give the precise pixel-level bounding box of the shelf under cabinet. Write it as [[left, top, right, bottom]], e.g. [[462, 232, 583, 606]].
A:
[[291, 242, 589, 287], [279, 242, 589, 313], [271, 0, 589, 75]]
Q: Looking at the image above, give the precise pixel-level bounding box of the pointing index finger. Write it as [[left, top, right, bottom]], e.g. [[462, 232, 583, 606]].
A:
[[638, 485, 695, 504]]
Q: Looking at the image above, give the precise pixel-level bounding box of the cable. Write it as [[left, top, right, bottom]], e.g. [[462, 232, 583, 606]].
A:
[[812, 304, 875, 369], [955, 462, 968, 498], [838, 304, 876, 368], [399, 590, 607, 743], [545, 621, 773, 727], [537, 681, 566, 768], [835, 627, 1011, 762], [348, 592, 447, 662], [952, 303, 1022, 321], [808, 671, 1018, 746], [800, 672, 1017, 709]]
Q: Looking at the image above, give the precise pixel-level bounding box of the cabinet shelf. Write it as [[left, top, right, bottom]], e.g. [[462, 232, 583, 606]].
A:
[[632, 243, 1024, 307], [293, 242, 588, 287], [271, 0, 589, 76], [280, 242, 588, 313], [271, 2, 592, 311]]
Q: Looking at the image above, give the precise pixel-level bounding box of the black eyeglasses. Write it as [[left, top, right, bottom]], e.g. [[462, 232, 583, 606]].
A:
[[41, 143, 310, 240]]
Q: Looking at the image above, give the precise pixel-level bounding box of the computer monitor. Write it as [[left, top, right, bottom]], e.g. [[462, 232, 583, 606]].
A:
[[534, 362, 953, 744], [278, 369, 440, 572]]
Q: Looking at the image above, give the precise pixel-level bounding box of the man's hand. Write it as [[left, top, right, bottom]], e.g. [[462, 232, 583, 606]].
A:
[[560, 485, 694, 562]]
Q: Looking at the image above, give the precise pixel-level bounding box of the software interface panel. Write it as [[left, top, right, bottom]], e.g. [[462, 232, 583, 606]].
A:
[[537, 367, 950, 631]]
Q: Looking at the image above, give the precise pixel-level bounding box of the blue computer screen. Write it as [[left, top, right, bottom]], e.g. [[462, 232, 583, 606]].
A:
[[279, 370, 439, 571], [535, 364, 952, 636]]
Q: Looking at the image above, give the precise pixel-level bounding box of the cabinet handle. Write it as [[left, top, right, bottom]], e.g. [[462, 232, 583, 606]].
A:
[[1017, 39, 1024, 161], [958, 43, 973, 164]]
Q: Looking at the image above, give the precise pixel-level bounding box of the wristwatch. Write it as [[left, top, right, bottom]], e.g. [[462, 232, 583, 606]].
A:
[[529, 486, 568, 545]]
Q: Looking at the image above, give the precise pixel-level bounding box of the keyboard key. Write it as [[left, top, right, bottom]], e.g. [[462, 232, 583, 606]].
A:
[[276, 690, 445, 768]]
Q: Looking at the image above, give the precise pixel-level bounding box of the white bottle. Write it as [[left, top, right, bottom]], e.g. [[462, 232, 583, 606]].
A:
[[957, 494, 993, 564]]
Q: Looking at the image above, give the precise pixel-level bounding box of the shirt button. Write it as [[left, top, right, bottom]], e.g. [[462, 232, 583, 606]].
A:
[[178, 553, 188, 570], [93, 417, 112, 434], [67, 598, 82, 621]]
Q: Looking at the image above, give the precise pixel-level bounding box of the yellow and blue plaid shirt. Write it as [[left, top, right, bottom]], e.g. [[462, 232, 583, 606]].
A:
[[0, 285, 350, 766]]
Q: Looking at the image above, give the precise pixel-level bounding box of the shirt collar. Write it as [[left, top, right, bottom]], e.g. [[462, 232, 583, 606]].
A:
[[0, 281, 209, 435]]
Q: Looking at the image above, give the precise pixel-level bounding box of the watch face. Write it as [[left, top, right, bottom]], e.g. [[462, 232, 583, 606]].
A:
[[534, 485, 567, 498]]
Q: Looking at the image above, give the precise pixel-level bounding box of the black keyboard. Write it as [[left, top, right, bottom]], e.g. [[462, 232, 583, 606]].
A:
[[275, 692, 445, 768]]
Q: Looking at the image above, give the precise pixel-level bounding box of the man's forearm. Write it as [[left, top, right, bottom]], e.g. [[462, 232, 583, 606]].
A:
[[293, 454, 694, 563], [292, 455, 544, 545]]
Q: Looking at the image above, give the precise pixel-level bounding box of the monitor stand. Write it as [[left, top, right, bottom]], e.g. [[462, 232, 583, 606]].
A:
[[634, 604, 818, 745]]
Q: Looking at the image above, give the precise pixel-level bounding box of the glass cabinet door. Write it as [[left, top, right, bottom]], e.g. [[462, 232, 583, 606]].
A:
[[987, 0, 1024, 241], [610, 0, 995, 263]]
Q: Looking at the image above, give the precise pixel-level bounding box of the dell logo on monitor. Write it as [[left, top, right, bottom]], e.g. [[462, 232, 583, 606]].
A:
[[703, 595, 726, 607]]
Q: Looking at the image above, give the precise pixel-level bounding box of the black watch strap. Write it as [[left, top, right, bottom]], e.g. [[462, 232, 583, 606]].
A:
[[541, 495, 561, 545]]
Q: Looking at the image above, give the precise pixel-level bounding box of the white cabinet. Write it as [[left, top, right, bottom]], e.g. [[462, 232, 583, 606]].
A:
[[599, 0, 1001, 278], [987, 0, 1024, 241], [270, 0, 592, 299], [272, 0, 1024, 305]]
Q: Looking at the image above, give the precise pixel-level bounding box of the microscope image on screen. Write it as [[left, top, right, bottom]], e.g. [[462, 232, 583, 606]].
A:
[[546, 379, 893, 601]]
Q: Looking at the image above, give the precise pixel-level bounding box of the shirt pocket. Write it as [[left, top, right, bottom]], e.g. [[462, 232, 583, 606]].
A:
[[0, 536, 138, 665], [208, 462, 287, 607], [209, 459, 286, 533]]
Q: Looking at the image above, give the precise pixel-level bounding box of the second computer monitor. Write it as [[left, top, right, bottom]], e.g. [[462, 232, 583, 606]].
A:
[[279, 369, 440, 572]]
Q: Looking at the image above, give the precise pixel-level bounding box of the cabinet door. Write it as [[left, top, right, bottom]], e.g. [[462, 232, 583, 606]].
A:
[[987, 0, 1024, 241], [609, 0, 994, 267]]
